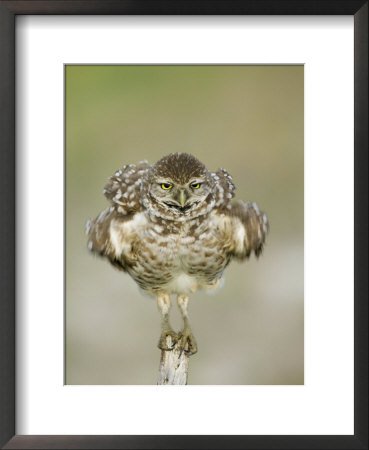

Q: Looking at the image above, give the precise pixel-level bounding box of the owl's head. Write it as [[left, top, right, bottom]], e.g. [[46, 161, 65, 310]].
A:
[[142, 153, 216, 221]]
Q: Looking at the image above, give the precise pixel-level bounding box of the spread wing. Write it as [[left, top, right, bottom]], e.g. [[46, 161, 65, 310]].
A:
[[210, 168, 268, 258], [211, 168, 236, 209], [85, 207, 133, 271], [86, 160, 150, 270], [216, 201, 269, 260], [103, 160, 150, 214]]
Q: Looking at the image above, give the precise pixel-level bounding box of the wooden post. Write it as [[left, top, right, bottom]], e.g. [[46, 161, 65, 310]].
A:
[[157, 336, 190, 385]]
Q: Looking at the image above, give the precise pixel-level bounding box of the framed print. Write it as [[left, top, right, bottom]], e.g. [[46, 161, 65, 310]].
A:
[[65, 64, 303, 387], [0, 1, 368, 449]]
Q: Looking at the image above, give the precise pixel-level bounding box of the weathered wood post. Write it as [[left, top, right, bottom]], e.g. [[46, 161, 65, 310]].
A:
[[157, 336, 190, 385]]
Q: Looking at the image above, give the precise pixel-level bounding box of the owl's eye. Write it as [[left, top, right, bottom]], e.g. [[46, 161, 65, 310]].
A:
[[191, 183, 201, 189], [161, 183, 173, 190]]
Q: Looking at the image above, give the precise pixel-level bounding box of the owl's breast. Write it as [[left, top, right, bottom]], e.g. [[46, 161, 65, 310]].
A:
[[117, 217, 181, 291], [180, 227, 230, 277], [109, 212, 230, 295]]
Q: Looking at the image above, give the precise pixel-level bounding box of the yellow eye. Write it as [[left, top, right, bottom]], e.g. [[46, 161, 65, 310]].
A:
[[161, 183, 173, 190], [191, 183, 201, 189]]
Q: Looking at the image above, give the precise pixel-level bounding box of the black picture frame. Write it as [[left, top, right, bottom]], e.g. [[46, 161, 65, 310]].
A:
[[0, 1, 367, 449]]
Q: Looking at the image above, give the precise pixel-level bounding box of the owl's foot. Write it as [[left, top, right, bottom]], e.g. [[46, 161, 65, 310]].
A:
[[178, 326, 198, 356], [158, 328, 179, 351]]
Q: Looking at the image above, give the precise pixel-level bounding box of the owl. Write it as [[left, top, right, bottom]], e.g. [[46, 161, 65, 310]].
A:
[[86, 153, 269, 355]]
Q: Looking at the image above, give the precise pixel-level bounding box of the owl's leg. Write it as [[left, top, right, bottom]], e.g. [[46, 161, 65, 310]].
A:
[[177, 295, 198, 356], [157, 292, 178, 351]]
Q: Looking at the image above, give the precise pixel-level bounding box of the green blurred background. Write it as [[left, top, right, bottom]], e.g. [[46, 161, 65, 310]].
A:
[[66, 65, 304, 385]]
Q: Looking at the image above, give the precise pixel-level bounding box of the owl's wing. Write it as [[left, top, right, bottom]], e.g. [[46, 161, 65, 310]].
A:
[[211, 168, 236, 208], [217, 201, 269, 259], [85, 207, 132, 271], [86, 160, 150, 270], [103, 160, 150, 214]]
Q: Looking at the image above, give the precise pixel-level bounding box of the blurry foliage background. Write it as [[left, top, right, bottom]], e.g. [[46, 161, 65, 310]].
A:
[[66, 65, 304, 385]]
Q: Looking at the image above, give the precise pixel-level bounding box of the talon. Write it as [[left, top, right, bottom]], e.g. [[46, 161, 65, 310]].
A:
[[177, 328, 198, 356], [158, 329, 179, 351]]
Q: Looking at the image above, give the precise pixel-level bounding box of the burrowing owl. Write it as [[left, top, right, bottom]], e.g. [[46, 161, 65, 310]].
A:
[[86, 153, 268, 355]]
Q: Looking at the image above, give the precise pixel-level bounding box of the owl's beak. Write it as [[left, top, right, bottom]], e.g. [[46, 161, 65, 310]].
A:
[[177, 189, 189, 207]]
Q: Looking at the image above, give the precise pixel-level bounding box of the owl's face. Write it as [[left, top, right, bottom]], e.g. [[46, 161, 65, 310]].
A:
[[150, 175, 211, 214], [142, 153, 216, 221]]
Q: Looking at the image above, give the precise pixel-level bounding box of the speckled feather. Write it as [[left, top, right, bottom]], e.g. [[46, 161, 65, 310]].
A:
[[86, 153, 268, 296], [103, 160, 150, 214]]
